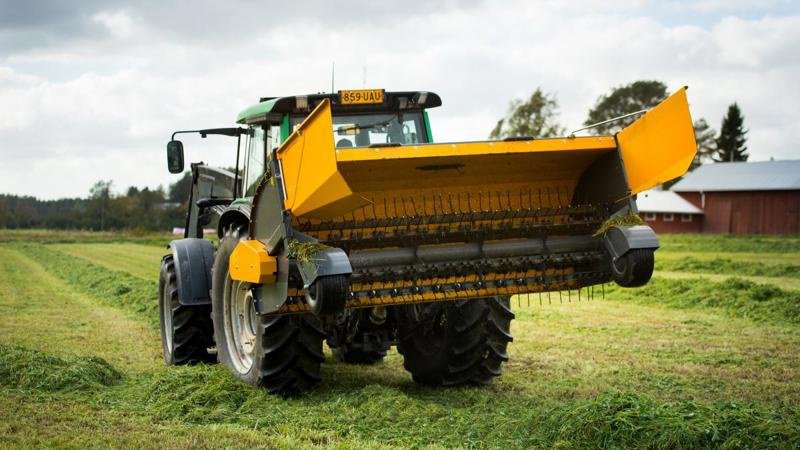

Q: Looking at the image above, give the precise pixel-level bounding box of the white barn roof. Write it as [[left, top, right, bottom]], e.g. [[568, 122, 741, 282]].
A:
[[636, 189, 703, 214], [670, 160, 800, 192]]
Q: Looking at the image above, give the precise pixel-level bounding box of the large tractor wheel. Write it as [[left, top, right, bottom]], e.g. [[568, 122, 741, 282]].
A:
[[211, 225, 325, 396], [398, 297, 514, 386], [158, 255, 215, 365]]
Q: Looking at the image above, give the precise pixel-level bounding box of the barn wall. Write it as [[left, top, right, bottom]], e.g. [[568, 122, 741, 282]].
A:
[[676, 190, 800, 234], [643, 212, 703, 233]]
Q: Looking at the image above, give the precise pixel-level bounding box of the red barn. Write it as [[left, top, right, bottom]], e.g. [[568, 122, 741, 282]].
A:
[[670, 160, 800, 234], [636, 189, 703, 233]]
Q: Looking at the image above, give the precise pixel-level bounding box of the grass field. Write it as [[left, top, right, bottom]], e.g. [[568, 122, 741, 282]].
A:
[[1, 231, 799, 448]]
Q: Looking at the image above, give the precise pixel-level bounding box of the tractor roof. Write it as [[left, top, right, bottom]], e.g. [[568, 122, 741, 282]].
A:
[[236, 90, 441, 125]]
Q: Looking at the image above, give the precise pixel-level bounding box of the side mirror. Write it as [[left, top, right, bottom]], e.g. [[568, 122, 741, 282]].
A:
[[167, 140, 184, 174]]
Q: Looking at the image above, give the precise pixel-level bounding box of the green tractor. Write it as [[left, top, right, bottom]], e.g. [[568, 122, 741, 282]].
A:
[[160, 88, 696, 395]]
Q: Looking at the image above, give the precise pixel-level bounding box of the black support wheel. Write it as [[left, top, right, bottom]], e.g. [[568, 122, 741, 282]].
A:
[[611, 248, 655, 287], [398, 297, 514, 386], [304, 274, 348, 317], [212, 225, 325, 396], [158, 255, 215, 365]]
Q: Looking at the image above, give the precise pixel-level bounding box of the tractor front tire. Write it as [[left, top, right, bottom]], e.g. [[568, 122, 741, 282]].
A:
[[158, 255, 215, 365], [211, 225, 325, 396], [398, 297, 514, 386]]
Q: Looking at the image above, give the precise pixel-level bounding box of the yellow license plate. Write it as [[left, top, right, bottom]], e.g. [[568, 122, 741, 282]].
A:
[[339, 89, 384, 105]]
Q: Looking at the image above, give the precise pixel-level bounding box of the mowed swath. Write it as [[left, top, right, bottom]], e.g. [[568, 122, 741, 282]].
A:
[[2, 236, 799, 447], [655, 271, 800, 291], [656, 251, 800, 265], [32, 240, 800, 403], [49, 242, 167, 281], [0, 246, 161, 372]]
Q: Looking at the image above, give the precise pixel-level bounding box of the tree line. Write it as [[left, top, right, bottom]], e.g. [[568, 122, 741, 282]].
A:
[[490, 80, 749, 167], [0, 173, 193, 231]]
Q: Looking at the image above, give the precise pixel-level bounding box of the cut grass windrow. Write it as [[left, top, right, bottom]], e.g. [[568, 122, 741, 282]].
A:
[[659, 234, 800, 254], [609, 276, 800, 326], [49, 242, 167, 281], [20, 243, 160, 329], [0, 344, 122, 392], [657, 256, 800, 279], [0, 228, 174, 246]]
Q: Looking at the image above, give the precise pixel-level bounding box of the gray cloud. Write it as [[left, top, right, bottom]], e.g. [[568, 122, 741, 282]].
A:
[[0, 0, 798, 198]]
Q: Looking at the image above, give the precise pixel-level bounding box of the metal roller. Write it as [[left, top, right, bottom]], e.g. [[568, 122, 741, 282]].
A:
[[349, 237, 600, 269]]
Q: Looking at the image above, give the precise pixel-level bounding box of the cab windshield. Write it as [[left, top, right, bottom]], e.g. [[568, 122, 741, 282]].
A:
[[291, 112, 427, 148]]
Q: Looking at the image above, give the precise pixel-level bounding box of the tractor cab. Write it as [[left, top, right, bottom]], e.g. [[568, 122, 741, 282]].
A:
[[235, 89, 441, 195]]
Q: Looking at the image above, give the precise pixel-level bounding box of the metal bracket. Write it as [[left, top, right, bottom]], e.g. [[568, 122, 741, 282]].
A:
[[602, 225, 659, 261], [296, 247, 353, 289]]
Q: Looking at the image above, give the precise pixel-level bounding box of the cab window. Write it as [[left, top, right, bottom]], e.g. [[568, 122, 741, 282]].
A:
[[291, 112, 427, 148], [243, 126, 265, 196]]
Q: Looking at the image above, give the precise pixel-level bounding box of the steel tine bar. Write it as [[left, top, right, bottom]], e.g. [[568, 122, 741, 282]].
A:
[[537, 188, 543, 213]]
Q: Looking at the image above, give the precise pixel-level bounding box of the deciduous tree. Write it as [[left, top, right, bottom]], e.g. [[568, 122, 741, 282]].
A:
[[489, 88, 565, 139]]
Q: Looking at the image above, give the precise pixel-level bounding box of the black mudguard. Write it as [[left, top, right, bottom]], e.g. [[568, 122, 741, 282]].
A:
[[166, 238, 215, 305], [602, 225, 659, 260]]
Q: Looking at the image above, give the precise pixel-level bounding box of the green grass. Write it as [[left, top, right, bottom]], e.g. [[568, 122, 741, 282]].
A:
[[657, 250, 800, 265], [657, 256, 800, 279], [18, 243, 161, 329], [50, 242, 168, 281], [655, 270, 800, 292], [1, 233, 800, 448], [659, 233, 800, 253], [0, 345, 122, 392], [0, 228, 175, 245], [0, 246, 160, 372], [608, 276, 800, 325]]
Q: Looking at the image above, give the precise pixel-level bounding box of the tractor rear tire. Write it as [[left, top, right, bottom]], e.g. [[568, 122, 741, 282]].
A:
[[158, 255, 215, 365], [398, 297, 514, 386], [212, 225, 325, 396]]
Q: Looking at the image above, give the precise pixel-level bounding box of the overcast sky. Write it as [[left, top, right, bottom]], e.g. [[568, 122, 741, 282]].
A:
[[1, 0, 798, 199]]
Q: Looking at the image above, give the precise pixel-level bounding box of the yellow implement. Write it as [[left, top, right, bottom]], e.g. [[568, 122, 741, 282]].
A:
[[162, 85, 699, 395], [278, 87, 696, 221]]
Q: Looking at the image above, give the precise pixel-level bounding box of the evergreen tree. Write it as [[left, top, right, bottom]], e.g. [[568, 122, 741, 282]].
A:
[[713, 103, 748, 162]]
